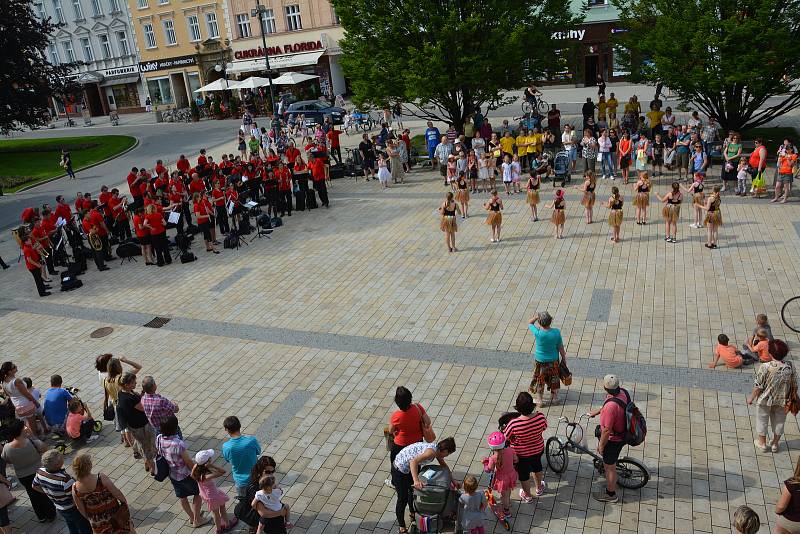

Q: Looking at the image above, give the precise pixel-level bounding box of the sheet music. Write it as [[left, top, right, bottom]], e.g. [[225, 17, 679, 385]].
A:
[[167, 211, 180, 224], [244, 201, 258, 208]]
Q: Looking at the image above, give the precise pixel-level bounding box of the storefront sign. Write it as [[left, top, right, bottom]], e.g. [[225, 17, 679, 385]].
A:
[[101, 65, 139, 77], [139, 55, 197, 73], [551, 29, 586, 41], [234, 40, 324, 60]]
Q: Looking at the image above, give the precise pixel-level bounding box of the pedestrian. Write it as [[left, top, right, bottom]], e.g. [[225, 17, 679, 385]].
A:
[[618, 131, 632, 183], [655, 182, 682, 243], [32, 450, 93, 534], [157, 415, 209, 527], [140, 376, 179, 436], [116, 372, 156, 474], [747, 339, 793, 453], [580, 130, 598, 174], [191, 449, 237, 533], [359, 133, 377, 181], [586, 374, 629, 503], [546, 189, 566, 239], [103, 356, 141, 450], [457, 475, 486, 534], [484, 190, 504, 243], [222, 416, 262, 498], [773, 145, 797, 203], [1, 418, 57, 522], [527, 312, 567, 405], [1, 361, 42, 435], [575, 171, 596, 224], [774, 457, 800, 533], [606, 186, 624, 243], [0, 468, 13, 534], [503, 392, 547, 503], [438, 192, 461, 253], [385, 387, 433, 487], [145, 96, 152, 112], [632, 172, 651, 225], [239, 457, 278, 534], [526, 170, 541, 221], [388, 140, 404, 184], [424, 122, 441, 166], [702, 185, 722, 249], [61, 149, 76, 180], [733, 505, 760, 534], [43, 374, 73, 432], [71, 454, 134, 533]]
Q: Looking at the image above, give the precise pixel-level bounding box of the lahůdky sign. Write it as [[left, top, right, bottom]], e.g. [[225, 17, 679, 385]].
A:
[[234, 40, 324, 60]]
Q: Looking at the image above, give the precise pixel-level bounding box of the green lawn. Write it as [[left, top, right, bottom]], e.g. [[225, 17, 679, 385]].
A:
[[0, 135, 136, 192]]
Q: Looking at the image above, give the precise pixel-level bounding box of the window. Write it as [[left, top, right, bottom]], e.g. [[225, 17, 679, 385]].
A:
[[587, 0, 606, 5], [72, 0, 84, 19], [80, 37, 94, 61], [108, 0, 120, 11], [158, 0, 168, 5], [236, 13, 251, 38], [137, 0, 147, 8], [147, 77, 172, 104], [33, 2, 47, 19], [187, 73, 201, 95], [48, 44, 61, 65], [117, 30, 130, 55], [90, 0, 101, 16], [331, 6, 339, 24], [143, 23, 156, 48], [205, 12, 219, 38], [62, 40, 76, 62], [163, 19, 176, 44], [260, 8, 276, 34], [98, 34, 112, 58], [284, 4, 301, 31], [187, 15, 201, 41], [52, 0, 65, 22]]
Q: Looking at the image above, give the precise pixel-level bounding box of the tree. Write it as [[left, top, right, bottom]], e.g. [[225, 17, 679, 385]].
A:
[[332, 0, 582, 131], [0, 0, 77, 133], [612, 0, 800, 131]]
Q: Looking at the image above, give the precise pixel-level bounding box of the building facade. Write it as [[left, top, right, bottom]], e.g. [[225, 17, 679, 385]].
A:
[[128, 0, 232, 108], [224, 0, 345, 97], [545, 0, 628, 86], [36, 0, 145, 116]]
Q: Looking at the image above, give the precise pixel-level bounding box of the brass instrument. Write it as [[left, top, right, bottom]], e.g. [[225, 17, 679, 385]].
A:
[[33, 241, 50, 258], [88, 228, 103, 251]]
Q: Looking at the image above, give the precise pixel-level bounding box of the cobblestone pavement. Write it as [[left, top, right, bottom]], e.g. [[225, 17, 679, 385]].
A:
[[1, 157, 799, 534]]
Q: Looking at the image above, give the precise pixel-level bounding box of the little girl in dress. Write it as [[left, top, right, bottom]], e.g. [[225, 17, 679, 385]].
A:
[[252, 475, 292, 534], [482, 431, 518, 519], [192, 449, 237, 534]]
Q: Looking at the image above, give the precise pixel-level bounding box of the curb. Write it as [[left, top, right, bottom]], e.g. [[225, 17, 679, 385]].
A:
[[9, 136, 141, 194]]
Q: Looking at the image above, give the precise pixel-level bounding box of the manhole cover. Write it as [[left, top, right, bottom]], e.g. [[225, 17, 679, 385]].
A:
[[90, 327, 114, 338], [143, 317, 171, 328]]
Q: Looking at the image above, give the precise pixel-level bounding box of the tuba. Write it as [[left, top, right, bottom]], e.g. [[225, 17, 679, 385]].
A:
[[88, 228, 103, 251]]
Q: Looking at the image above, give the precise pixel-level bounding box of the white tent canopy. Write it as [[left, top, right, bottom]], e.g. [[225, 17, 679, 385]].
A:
[[271, 72, 319, 85], [229, 76, 274, 89], [194, 78, 235, 92]]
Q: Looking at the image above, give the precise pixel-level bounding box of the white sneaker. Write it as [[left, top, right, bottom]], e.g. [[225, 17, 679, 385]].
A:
[[601, 175, 607, 180], [610, 176, 615, 180], [689, 223, 698, 228], [86, 435, 100, 442]]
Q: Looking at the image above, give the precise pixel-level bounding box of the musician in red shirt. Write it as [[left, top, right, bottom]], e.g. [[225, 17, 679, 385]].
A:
[[211, 184, 229, 235], [176, 155, 191, 174], [326, 126, 342, 164], [21, 206, 38, 225], [23, 232, 50, 296], [308, 153, 330, 207], [276, 161, 293, 217], [81, 211, 109, 271], [31, 216, 57, 280], [54, 195, 72, 224], [74, 192, 84, 215], [132, 207, 154, 264], [127, 167, 144, 208], [88, 201, 114, 260], [192, 192, 219, 253], [188, 173, 206, 196], [108, 189, 131, 241], [142, 204, 171, 266], [155, 159, 167, 177], [285, 144, 300, 171], [98, 185, 113, 219], [197, 149, 208, 168]]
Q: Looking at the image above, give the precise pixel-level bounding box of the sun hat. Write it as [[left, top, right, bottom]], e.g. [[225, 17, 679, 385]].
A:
[[487, 431, 506, 450], [603, 374, 620, 390], [194, 449, 215, 465]]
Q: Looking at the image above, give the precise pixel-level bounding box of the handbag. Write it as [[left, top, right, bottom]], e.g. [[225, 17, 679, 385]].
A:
[[786, 364, 800, 415], [0, 483, 13, 508], [103, 404, 115, 421], [558, 359, 573, 386], [234, 483, 261, 527], [416, 404, 436, 443], [383, 426, 394, 452], [152, 436, 171, 482]]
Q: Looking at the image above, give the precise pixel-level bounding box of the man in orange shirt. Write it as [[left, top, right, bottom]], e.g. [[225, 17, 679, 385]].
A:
[[23, 233, 51, 296], [308, 154, 329, 208]]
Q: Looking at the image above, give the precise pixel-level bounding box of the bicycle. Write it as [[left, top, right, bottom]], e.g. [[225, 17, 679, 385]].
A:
[[545, 414, 650, 490], [782, 296, 800, 333], [521, 96, 549, 115]]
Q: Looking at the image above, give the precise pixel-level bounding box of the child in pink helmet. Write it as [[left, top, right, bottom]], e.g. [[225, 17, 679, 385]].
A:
[[482, 431, 518, 518]]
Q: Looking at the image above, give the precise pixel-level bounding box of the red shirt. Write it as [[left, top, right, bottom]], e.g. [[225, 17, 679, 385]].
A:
[[326, 129, 342, 149], [74, 198, 83, 212], [144, 211, 165, 235], [54, 203, 71, 222], [308, 159, 326, 182], [23, 244, 40, 270], [88, 209, 107, 236], [197, 154, 207, 167], [98, 191, 112, 217], [109, 197, 127, 221], [189, 179, 205, 195], [31, 224, 49, 247], [285, 147, 300, 165], [132, 214, 148, 237], [211, 187, 225, 207], [168, 192, 182, 206], [193, 199, 212, 223], [41, 215, 56, 235], [154, 176, 167, 191], [225, 189, 238, 204], [80, 198, 92, 212], [220, 160, 233, 171], [503, 412, 549, 456], [600, 390, 628, 442], [277, 168, 292, 191], [389, 404, 427, 447], [21, 207, 36, 223], [170, 178, 185, 194], [155, 163, 167, 176], [127, 172, 142, 197], [176, 158, 191, 173]]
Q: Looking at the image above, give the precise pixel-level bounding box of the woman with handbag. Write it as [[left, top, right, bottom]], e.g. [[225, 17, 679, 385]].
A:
[[747, 340, 794, 453], [0, 418, 56, 522], [0, 361, 41, 436], [528, 312, 567, 406], [72, 454, 135, 533], [102, 356, 141, 450], [386, 387, 434, 476]]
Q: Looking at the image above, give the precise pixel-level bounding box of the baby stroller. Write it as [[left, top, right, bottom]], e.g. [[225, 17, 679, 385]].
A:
[[552, 150, 571, 187], [409, 465, 459, 533]]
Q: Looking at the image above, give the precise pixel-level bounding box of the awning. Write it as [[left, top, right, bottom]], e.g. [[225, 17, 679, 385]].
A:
[[77, 71, 103, 84], [227, 50, 324, 74], [100, 75, 141, 87]]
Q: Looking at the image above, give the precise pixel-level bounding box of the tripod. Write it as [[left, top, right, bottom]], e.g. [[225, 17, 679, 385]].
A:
[[249, 207, 273, 242], [229, 211, 249, 250]]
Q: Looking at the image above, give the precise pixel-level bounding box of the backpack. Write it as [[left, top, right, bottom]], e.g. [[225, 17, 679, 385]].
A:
[[603, 388, 646, 446]]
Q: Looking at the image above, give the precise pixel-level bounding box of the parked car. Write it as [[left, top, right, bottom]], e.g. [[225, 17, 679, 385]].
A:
[[285, 100, 345, 125]]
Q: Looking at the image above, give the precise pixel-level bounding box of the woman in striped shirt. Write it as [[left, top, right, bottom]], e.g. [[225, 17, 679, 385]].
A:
[[503, 392, 548, 503]]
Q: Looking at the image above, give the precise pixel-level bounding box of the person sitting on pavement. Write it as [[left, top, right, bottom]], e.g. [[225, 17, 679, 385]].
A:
[[708, 334, 757, 369], [66, 399, 100, 443], [43, 375, 72, 433]]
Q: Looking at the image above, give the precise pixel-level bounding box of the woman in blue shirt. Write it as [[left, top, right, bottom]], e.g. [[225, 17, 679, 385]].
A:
[[528, 312, 567, 406]]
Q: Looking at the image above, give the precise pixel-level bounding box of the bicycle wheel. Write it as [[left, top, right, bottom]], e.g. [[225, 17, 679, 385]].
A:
[[616, 457, 650, 489], [521, 100, 532, 114], [545, 436, 569, 474], [537, 99, 549, 114], [782, 296, 800, 333]]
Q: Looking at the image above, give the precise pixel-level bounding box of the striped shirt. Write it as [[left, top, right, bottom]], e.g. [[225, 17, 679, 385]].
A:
[[503, 413, 548, 457], [32, 468, 76, 510]]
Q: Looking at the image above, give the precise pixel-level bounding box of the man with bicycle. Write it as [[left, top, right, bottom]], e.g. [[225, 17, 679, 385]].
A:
[[586, 374, 626, 503], [523, 85, 542, 110]]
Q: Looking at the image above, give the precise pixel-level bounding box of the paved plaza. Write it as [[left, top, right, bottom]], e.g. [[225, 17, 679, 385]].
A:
[[1, 140, 799, 533]]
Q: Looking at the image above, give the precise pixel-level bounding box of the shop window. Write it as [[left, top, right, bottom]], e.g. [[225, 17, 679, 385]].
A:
[[284, 4, 301, 31], [112, 84, 140, 108], [187, 15, 201, 41], [147, 77, 173, 105], [236, 13, 251, 38], [261, 8, 276, 34], [143, 23, 156, 48], [205, 12, 219, 39], [163, 19, 177, 45]]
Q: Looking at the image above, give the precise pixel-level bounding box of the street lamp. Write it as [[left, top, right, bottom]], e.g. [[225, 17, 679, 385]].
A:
[[251, 0, 279, 142]]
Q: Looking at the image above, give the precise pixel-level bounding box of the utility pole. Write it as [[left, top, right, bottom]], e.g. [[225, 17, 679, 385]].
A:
[[252, 0, 279, 143]]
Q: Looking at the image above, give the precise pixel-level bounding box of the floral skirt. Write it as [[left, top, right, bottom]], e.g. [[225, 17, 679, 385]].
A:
[[530, 360, 560, 393]]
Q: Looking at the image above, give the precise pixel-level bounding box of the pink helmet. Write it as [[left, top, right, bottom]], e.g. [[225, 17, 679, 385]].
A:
[[487, 431, 506, 451]]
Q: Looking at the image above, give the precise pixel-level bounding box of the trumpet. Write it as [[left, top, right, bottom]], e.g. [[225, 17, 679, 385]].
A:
[[88, 228, 103, 251], [33, 241, 50, 258]]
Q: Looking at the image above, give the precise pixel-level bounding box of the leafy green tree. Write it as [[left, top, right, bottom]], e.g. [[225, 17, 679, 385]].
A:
[[0, 0, 77, 133], [612, 0, 800, 131], [332, 0, 581, 131]]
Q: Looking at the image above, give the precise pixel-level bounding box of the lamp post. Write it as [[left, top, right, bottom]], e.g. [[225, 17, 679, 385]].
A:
[[251, 0, 279, 142]]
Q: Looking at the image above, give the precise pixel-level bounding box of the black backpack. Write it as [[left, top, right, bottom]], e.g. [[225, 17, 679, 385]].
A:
[[180, 251, 196, 264], [234, 483, 260, 527]]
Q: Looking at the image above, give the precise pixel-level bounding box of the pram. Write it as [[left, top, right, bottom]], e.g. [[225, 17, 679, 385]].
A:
[[409, 465, 459, 533], [552, 150, 571, 187]]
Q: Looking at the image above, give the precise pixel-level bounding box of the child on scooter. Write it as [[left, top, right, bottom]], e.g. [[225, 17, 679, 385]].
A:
[[482, 431, 518, 520]]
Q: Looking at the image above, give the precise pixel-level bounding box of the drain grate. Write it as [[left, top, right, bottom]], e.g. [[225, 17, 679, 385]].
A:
[[143, 317, 171, 328], [90, 327, 114, 338]]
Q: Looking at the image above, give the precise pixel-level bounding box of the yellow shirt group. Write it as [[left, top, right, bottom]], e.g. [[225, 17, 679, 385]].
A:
[[500, 136, 516, 154], [646, 110, 665, 128], [606, 98, 618, 116]]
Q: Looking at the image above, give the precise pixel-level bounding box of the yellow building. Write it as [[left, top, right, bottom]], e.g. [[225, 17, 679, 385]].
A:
[[128, 0, 232, 108]]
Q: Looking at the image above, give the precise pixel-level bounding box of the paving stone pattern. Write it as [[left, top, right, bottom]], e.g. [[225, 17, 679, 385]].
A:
[[1, 160, 799, 534]]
